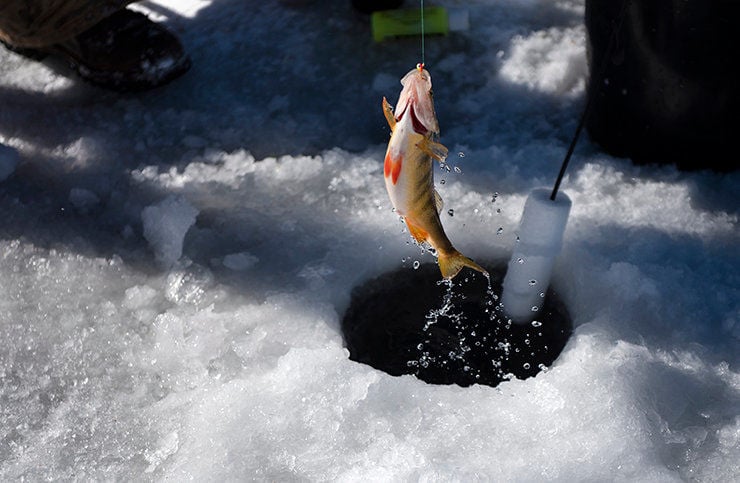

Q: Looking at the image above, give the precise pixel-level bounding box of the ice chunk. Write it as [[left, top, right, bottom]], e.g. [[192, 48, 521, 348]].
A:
[[0, 143, 20, 181], [145, 431, 180, 473], [124, 284, 159, 309], [141, 195, 199, 267]]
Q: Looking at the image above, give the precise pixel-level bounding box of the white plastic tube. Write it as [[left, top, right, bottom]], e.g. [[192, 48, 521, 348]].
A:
[[501, 188, 571, 324]]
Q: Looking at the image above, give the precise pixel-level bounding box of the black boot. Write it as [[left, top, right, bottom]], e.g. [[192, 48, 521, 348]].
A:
[[2, 9, 191, 91]]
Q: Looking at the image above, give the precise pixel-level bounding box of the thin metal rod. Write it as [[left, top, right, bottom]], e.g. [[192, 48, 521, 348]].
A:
[[550, 0, 631, 201], [550, 96, 591, 200]]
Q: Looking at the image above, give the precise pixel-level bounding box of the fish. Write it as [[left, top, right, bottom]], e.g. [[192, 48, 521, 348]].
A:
[[382, 64, 487, 280]]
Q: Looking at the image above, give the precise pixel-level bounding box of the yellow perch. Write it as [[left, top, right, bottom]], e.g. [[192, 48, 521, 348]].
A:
[[382, 64, 487, 279]]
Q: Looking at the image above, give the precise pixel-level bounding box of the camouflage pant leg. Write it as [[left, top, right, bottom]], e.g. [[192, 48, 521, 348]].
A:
[[0, 0, 135, 48]]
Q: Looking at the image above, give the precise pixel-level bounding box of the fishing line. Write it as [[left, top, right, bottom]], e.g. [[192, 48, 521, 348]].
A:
[[420, 0, 425, 66], [550, 0, 631, 201]]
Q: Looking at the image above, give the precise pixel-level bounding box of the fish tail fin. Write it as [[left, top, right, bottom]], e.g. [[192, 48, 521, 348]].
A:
[[438, 250, 487, 280]]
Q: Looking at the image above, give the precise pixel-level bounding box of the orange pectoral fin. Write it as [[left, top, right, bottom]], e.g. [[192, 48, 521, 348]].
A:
[[417, 137, 448, 162], [405, 219, 429, 244], [384, 151, 402, 184]]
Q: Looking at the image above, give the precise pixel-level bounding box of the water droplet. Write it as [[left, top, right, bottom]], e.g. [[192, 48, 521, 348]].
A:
[[517, 258, 524, 264], [496, 227, 504, 235], [523, 362, 531, 370], [530, 305, 539, 312], [413, 260, 420, 269], [454, 166, 461, 174], [529, 279, 537, 285], [447, 209, 454, 217], [491, 192, 499, 203], [416, 343, 424, 350], [539, 292, 545, 298], [531, 320, 542, 328], [458, 151, 465, 158], [496, 208, 502, 214], [440, 179, 446, 184]]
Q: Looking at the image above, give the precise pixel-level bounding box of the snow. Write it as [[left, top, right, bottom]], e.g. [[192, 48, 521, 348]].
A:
[[1, 0, 738, 480]]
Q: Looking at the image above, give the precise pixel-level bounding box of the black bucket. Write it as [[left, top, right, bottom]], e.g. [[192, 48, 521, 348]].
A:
[[585, 0, 740, 171]]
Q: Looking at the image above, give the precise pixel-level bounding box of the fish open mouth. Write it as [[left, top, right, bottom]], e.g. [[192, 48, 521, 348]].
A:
[[397, 103, 429, 135]]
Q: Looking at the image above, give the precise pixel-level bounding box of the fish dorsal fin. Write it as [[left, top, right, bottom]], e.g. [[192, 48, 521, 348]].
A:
[[433, 189, 444, 214], [382, 97, 396, 131]]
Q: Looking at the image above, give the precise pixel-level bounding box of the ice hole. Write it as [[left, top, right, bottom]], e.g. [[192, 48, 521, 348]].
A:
[[342, 260, 572, 387]]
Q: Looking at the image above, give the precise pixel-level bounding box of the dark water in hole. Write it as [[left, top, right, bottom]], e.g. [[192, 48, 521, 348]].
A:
[[342, 260, 572, 387]]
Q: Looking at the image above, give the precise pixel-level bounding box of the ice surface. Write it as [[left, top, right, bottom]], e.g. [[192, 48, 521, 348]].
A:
[[0, 0, 738, 480]]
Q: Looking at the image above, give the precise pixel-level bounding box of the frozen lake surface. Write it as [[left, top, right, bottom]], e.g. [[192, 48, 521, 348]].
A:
[[1, 0, 738, 480]]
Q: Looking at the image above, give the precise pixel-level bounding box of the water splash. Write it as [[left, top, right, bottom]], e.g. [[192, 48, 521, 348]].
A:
[[369, 261, 572, 387]]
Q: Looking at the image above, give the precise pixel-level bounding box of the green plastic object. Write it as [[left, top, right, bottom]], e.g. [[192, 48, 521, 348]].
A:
[[371, 7, 449, 42]]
